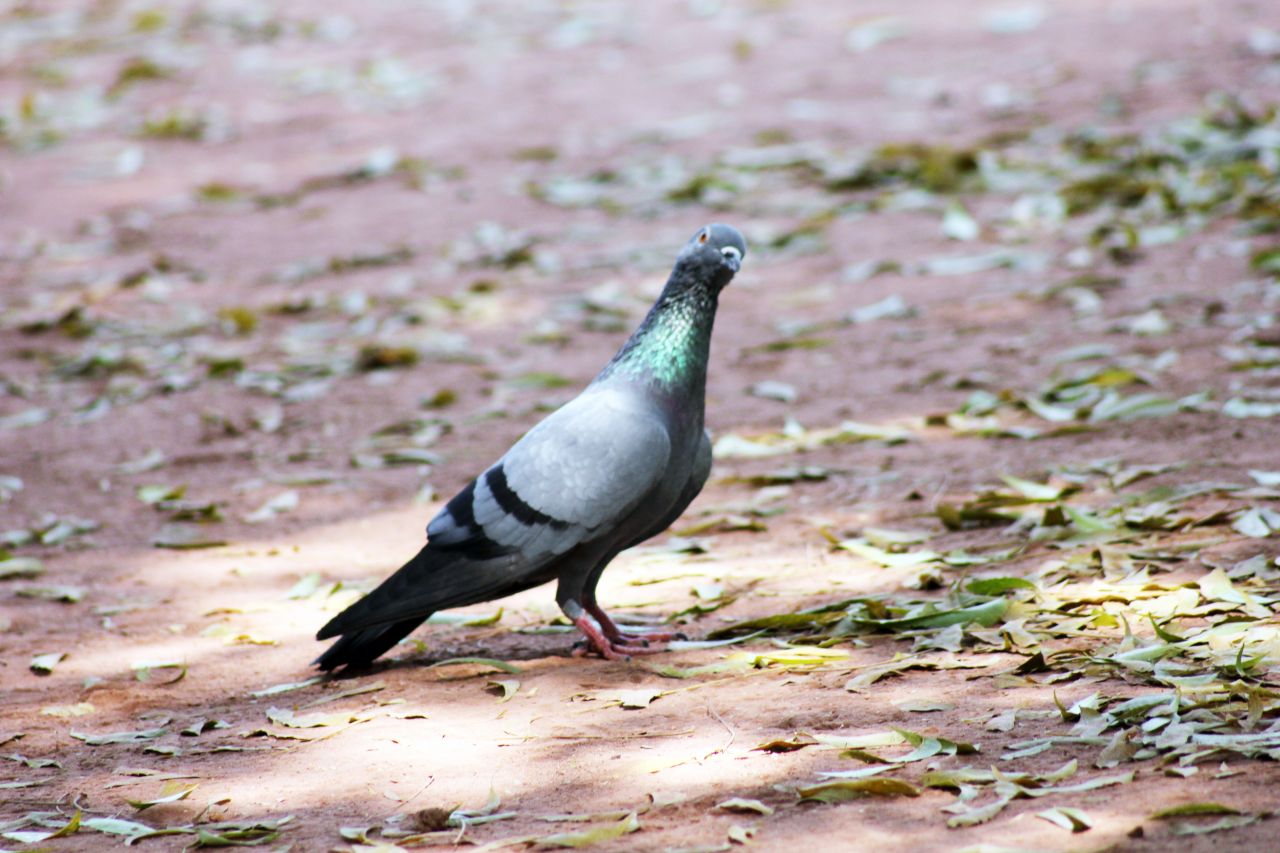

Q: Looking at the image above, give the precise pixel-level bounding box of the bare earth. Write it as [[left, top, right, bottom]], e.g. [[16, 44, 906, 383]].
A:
[[4, 1, 1280, 851]]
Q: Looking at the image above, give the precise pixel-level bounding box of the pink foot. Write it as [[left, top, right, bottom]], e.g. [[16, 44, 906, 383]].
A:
[[570, 614, 674, 660], [584, 601, 687, 647]]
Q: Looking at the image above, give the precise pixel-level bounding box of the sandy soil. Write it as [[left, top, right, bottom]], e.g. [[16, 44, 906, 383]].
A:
[[3, 1, 1280, 851]]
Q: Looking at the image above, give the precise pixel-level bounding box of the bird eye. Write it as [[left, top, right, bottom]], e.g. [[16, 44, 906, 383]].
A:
[[721, 246, 741, 261], [698, 230, 709, 244]]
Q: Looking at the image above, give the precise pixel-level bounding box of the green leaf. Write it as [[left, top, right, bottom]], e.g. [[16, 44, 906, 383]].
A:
[[712, 433, 791, 459], [486, 680, 520, 702], [265, 707, 367, 729], [532, 812, 640, 848], [820, 764, 894, 779], [244, 491, 299, 523], [356, 344, 420, 372], [1088, 391, 1180, 421], [942, 202, 980, 241], [49, 809, 81, 839], [848, 294, 914, 324], [298, 681, 386, 710], [0, 557, 44, 580], [1152, 803, 1242, 818], [862, 527, 931, 548], [182, 719, 230, 736], [137, 484, 185, 505], [181, 817, 292, 847], [715, 798, 774, 815], [285, 573, 324, 599], [921, 767, 997, 789], [132, 660, 187, 684], [892, 727, 978, 760], [752, 734, 818, 753], [947, 796, 1014, 827], [152, 524, 227, 550], [811, 731, 907, 750], [725, 646, 849, 668], [1223, 397, 1280, 418], [1252, 246, 1280, 275], [1064, 505, 1119, 533], [71, 726, 167, 745], [848, 598, 1007, 631], [608, 688, 666, 709], [1232, 507, 1279, 538], [1148, 614, 1185, 643], [40, 701, 95, 717], [999, 474, 1069, 501], [1172, 815, 1262, 836], [1037, 806, 1093, 832], [966, 577, 1036, 595], [16, 585, 83, 603], [192, 827, 281, 847], [82, 817, 155, 839], [116, 448, 167, 474], [707, 612, 842, 639], [1198, 568, 1269, 614], [892, 699, 954, 713], [797, 778, 920, 802], [127, 781, 198, 811], [248, 677, 323, 698], [428, 657, 522, 674], [837, 539, 940, 568]]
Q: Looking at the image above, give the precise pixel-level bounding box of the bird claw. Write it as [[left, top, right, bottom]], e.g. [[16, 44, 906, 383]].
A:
[[570, 614, 681, 660], [582, 602, 689, 646]]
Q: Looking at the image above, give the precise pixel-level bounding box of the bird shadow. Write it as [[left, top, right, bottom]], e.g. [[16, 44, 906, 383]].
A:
[[314, 629, 601, 681]]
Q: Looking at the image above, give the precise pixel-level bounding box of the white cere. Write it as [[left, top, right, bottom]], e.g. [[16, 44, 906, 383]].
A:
[[720, 246, 741, 261]]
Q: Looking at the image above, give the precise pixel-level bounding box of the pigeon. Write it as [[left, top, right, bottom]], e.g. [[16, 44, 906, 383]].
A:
[[315, 223, 746, 669]]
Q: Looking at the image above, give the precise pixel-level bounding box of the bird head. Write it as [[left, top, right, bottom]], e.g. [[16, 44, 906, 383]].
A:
[[677, 223, 747, 289]]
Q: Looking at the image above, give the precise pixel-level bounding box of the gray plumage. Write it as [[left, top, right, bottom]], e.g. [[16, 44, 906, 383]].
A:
[[315, 223, 746, 669]]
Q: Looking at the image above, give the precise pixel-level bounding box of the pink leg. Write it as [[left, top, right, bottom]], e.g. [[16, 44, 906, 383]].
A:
[[569, 613, 667, 660], [583, 600, 687, 647]]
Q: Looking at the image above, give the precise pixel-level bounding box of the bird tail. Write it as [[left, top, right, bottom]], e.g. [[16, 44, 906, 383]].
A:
[[313, 617, 425, 671], [314, 543, 445, 670], [313, 542, 525, 670]]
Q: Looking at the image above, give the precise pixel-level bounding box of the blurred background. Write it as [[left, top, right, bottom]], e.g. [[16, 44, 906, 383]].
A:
[[3, 2, 1280, 849], [3, 0, 1277, 533]]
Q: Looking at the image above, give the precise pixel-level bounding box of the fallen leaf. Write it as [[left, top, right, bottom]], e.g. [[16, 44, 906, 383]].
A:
[[797, 778, 920, 802], [127, 781, 198, 811], [532, 812, 640, 848], [29, 652, 65, 674], [715, 798, 774, 815]]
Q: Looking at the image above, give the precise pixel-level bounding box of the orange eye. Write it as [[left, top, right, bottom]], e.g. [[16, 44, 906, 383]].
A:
[[698, 230, 708, 244]]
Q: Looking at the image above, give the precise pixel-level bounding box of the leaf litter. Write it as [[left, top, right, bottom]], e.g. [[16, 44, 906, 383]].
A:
[[4, 4, 1280, 851]]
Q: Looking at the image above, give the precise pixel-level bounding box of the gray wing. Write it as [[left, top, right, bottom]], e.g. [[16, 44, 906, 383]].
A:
[[625, 428, 712, 549], [427, 387, 673, 560]]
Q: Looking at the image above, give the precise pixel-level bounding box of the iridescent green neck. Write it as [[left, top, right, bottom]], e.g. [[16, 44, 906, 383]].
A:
[[597, 286, 718, 393]]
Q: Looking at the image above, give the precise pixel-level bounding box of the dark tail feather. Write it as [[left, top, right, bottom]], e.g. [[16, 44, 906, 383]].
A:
[[314, 617, 426, 671], [317, 544, 446, 641], [314, 543, 443, 670], [314, 540, 527, 670]]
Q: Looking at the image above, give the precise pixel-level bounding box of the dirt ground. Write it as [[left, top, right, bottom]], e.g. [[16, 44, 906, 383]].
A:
[[4, 1, 1280, 851]]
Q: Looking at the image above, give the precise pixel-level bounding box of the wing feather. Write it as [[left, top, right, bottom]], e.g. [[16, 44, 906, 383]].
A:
[[426, 387, 671, 558]]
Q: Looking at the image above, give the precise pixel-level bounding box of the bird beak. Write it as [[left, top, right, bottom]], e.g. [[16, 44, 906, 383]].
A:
[[722, 252, 741, 274]]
